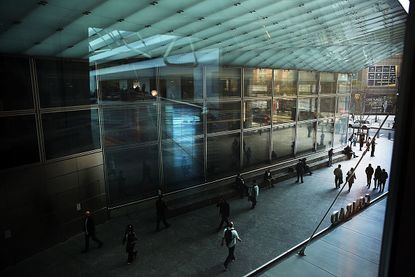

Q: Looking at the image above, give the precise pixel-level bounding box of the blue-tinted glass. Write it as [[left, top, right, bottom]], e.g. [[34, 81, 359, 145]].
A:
[[159, 66, 203, 100], [43, 110, 100, 159], [334, 117, 348, 147], [103, 104, 158, 146], [206, 66, 241, 99], [106, 145, 159, 205], [317, 119, 334, 150], [163, 136, 204, 191], [0, 56, 33, 111], [0, 115, 39, 169], [207, 133, 240, 179], [37, 59, 96, 107], [162, 103, 203, 138], [243, 129, 270, 169]]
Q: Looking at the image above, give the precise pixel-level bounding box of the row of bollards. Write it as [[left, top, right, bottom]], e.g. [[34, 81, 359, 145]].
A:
[[330, 194, 371, 225]]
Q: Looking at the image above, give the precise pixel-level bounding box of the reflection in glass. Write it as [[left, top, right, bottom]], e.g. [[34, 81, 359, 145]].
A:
[[337, 96, 350, 116], [0, 115, 39, 169], [37, 59, 96, 107], [98, 67, 156, 102], [337, 73, 351, 93], [207, 66, 241, 99], [298, 98, 317, 121], [207, 133, 240, 178], [272, 98, 296, 124], [103, 104, 158, 147], [106, 145, 159, 205], [159, 66, 203, 100], [319, 97, 336, 118], [163, 137, 204, 191], [162, 103, 202, 138], [272, 125, 295, 160], [298, 71, 317, 95], [334, 117, 348, 147], [296, 121, 316, 154], [207, 102, 240, 133], [0, 56, 33, 111], [43, 110, 101, 159], [244, 68, 272, 97], [320, 72, 336, 94], [243, 129, 270, 168], [274, 70, 297, 96], [244, 100, 271, 128], [317, 120, 334, 150]]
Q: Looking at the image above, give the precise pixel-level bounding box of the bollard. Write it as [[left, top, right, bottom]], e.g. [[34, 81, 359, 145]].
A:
[[331, 211, 339, 224], [352, 201, 357, 213], [365, 193, 371, 204], [359, 196, 365, 208], [388, 132, 392, 140], [346, 203, 353, 218], [339, 208, 345, 221]]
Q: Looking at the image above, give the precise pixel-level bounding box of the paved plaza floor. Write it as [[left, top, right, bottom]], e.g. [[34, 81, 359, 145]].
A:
[[2, 137, 394, 277]]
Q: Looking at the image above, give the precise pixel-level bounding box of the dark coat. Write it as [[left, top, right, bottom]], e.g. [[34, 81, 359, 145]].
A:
[[83, 217, 96, 235], [365, 166, 374, 177], [156, 198, 167, 216], [217, 201, 230, 217], [374, 167, 382, 180]]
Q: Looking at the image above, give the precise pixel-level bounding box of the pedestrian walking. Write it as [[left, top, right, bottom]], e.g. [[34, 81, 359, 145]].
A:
[[235, 173, 246, 198], [346, 168, 356, 192], [249, 181, 259, 209], [333, 164, 343, 188], [379, 169, 388, 192], [359, 134, 364, 151], [365, 164, 374, 189], [374, 165, 382, 190], [82, 210, 103, 253], [216, 198, 230, 232], [264, 169, 273, 188], [371, 138, 376, 157], [328, 148, 334, 167], [295, 160, 304, 183], [366, 137, 372, 151], [122, 224, 137, 264], [156, 194, 170, 231], [221, 222, 242, 271]]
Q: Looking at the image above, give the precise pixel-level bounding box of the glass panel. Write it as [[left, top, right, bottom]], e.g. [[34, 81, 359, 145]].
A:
[[274, 69, 297, 96], [244, 68, 272, 97], [162, 136, 204, 191], [272, 124, 295, 160], [159, 66, 203, 101], [206, 66, 241, 99], [320, 72, 336, 94], [337, 73, 351, 94], [296, 121, 316, 154], [207, 133, 240, 178], [0, 115, 39, 169], [243, 100, 271, 128], [207, 101, 240, 133], [316, 119, 334, 150], [298, 71, 317, 95], [243, 129, 270, 168], [298, 98, 317, 121], [334, 117, 348, 148], [97, 67, 156, 103], [319, 97, 336, 118], [43, 110, 100, 159], [0, 56, 33, 111], [102, 104, 158, 147], [37, 59, 96, 107], [337, 96, 350, 117], [106, 145, 159, 205], [162, 103, 203, 138], [272, 98, 296, 124]]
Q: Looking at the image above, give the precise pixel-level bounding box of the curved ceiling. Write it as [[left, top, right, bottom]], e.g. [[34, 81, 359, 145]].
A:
[[0, 0, 407, 72]]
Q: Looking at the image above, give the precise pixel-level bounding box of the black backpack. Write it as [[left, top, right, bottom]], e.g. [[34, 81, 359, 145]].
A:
[[225, 228, 233, 245]]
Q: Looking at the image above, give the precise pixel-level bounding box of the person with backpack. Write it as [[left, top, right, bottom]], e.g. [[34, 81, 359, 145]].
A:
[[122, 224, 138, 264], [249, 180, 259, 209], [221, 222, 242, 271]]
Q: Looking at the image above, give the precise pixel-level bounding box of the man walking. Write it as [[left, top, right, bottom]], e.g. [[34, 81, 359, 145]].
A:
[[235, 173, 246, 198], [379, 169, 388, 192], [216, 198, 230, 232], [333, 165, 343, 188], [249, 180, 259, 209], [264, 169, 273, 188], [82, 210, 103, 253], [374, 165, 382, 190], [222, 222, 242, 271], [370, 138, 376, 157], [156, 194, 170, 231], [328, 148, 334, 167], [295, 159, 304, 183], [365, 164, 374, 189], [346, 167, 356, 192]]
